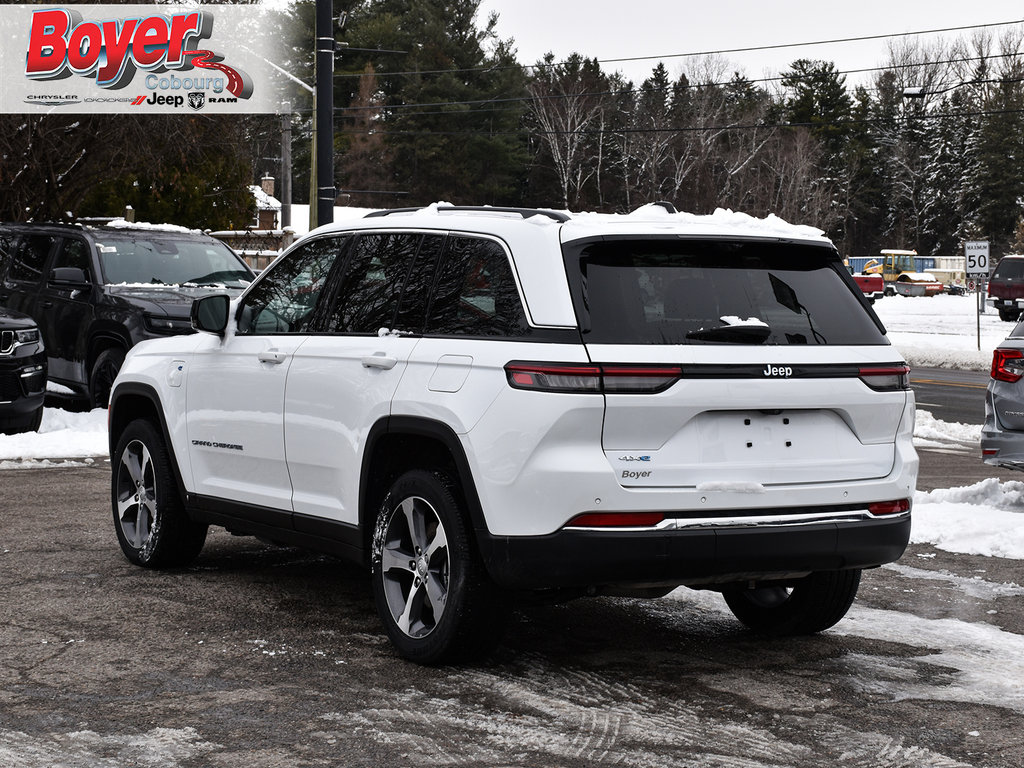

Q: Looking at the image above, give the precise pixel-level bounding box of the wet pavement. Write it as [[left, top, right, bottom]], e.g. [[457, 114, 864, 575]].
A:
[[1, 463, 1022, 768]]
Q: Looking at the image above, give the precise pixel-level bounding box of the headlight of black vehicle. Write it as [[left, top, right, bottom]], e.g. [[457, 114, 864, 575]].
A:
[[15, 328, 40, 345], [143, 314, 194, 334]]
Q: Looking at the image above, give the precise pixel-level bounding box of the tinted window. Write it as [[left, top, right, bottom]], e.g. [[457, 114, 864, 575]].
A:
[[567, 239, 887, 346], [994, 259, 1024, 279], [324, 233, 422, 334], [8, 235, 55, 283], [53, 238, 92, 279], [0, 232, 16, 276], [237, 236, 346, 335], [394, 234, 445, 333], [426, 236, 530, 337]]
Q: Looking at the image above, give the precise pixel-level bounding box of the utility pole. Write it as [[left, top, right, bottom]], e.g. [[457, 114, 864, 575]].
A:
[[314, 0, 335, 228], [280, 101, 292, 229]]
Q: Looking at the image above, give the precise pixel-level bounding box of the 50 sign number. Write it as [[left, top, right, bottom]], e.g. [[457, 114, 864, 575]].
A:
[[965, 241, 990, 277]]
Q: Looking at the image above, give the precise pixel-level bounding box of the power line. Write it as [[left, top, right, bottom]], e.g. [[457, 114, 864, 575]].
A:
[[330, 51, 1024, 119], [327, 106, 1024, 138], [335, 18, 1024, 80]]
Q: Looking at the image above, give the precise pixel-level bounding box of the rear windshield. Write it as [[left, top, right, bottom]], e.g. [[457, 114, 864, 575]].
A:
[[993, 258, 1024, 279], [564, 239, 887, 346]]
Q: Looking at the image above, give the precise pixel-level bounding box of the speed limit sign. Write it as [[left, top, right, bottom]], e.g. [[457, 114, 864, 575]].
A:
[[965, 241, 990, 277]]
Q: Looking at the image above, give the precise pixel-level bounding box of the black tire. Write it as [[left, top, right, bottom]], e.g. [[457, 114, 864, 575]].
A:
[[722, 569, 861, 636], [0, 405, 43, 435], [90, 347, 126, 408], [111, 419, 207, 568], [998, 308, 1020, 323], [371, 470, 501, 664]]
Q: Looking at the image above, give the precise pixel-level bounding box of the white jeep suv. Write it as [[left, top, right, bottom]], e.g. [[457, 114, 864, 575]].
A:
[[107, 203, 918, 663]]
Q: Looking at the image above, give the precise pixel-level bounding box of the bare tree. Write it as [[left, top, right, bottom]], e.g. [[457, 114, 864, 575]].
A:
[[527, 54, 610, 208]]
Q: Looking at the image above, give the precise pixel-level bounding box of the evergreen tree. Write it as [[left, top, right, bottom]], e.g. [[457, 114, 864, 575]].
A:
[[342, 0, 530, 205]]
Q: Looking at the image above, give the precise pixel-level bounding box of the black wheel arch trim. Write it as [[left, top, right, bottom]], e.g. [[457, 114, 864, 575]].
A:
[[108, 382, 190, 505], [360, 415, 488, 537]]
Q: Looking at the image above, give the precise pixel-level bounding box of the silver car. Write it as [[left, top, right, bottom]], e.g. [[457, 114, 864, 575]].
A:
[[982, 321, 1024, 468]]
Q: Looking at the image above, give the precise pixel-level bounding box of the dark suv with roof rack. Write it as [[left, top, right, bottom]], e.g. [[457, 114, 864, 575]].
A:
[[0, 221, 254, 407]]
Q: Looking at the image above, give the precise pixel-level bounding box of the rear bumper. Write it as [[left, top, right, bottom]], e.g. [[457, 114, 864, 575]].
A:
[[478, 513, 911, 590], [988, 297, 1024, 308]]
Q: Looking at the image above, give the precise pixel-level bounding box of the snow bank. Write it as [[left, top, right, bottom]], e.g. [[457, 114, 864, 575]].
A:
[[0, 408, 108, 462], [914, 479, 1024, 559], [914, 409, 981, 448]]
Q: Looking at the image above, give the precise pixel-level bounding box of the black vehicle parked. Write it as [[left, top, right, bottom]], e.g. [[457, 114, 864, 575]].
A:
[[0, 221, 254, 407], [0, 307, 46, 434]]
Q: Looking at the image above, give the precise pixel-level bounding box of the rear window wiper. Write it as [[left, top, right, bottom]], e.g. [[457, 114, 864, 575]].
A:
[[686, 318, 771, 344]]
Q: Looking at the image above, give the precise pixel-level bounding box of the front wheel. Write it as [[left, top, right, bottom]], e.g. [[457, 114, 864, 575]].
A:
[[0, 405, 43, 435], [722, 569, 861, 636], [371, 470, 500, 664], [90, 347, 126, 408], [111, 419, 207, 568]]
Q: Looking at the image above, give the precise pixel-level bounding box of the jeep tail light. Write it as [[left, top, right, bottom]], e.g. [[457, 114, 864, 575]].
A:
[[565, 512, 665, 528], [991, 349, 1024, 383], [505, 362, 681, 394], [859, 365, 910, 391], [505, 363, 602, 392], [601, 365, 682, 393], [868, 499, 911, 516]]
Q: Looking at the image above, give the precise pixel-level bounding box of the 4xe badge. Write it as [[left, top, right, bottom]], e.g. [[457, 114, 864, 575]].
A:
[[188, 92, 205, 111]]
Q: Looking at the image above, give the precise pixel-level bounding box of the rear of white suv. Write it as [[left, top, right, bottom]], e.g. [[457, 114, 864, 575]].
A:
[[107, 205, 917, 664]]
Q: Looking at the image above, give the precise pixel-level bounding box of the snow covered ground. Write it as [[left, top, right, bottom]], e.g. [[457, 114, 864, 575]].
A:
[[1, 293, 1021, 562], [874, 291, 1008, 371]]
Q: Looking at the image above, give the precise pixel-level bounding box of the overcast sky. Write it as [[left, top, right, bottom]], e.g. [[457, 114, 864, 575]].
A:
[[476, 1, 1024, 87]]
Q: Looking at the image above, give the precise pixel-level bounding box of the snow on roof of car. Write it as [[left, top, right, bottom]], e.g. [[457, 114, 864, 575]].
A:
[[562, 204, 830, 243], [99, 218, 201, 234], [304, 202, 833, 248]]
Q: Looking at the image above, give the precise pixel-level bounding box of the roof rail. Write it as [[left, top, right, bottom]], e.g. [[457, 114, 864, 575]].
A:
[[650, 201, 677, 213], [364, 205, 571, 223]]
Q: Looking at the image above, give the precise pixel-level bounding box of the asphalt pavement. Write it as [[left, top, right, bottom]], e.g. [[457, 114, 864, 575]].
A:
[[2, 453, 1023, 767], [1, 375, 1021, 766]]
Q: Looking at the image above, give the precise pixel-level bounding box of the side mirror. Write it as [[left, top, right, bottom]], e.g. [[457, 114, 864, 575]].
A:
[[49, 267, 91, 289], [191, 294, 230, 336]]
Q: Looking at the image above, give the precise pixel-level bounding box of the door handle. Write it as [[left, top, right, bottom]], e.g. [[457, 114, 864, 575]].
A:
[[42, 301, 53, 308], [361, 354, 398, 370], [258, 349, 286, 365]]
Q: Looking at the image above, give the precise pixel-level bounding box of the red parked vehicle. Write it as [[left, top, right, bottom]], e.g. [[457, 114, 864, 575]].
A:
[[988, 255, 1024, 322], [851, 272, 885, 303]]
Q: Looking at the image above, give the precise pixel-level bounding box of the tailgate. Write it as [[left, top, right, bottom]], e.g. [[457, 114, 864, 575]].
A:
[[596, 360, 908, 488]]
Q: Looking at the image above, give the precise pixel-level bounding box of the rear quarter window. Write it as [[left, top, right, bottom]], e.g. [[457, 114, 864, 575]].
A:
[[564, 238, 888, 346]]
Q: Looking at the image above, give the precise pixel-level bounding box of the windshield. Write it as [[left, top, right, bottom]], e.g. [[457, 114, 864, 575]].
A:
[[564, 239, 888, 346], [96, 233, 253, 288]]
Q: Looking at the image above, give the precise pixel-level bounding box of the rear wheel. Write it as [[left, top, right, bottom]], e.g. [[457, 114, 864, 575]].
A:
[[722, 569, 861, 636], [111, 419, 207, 568], [90, 347, 125, 408], [998, 307, 1020, 322], [371, 470, 501, 664]]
